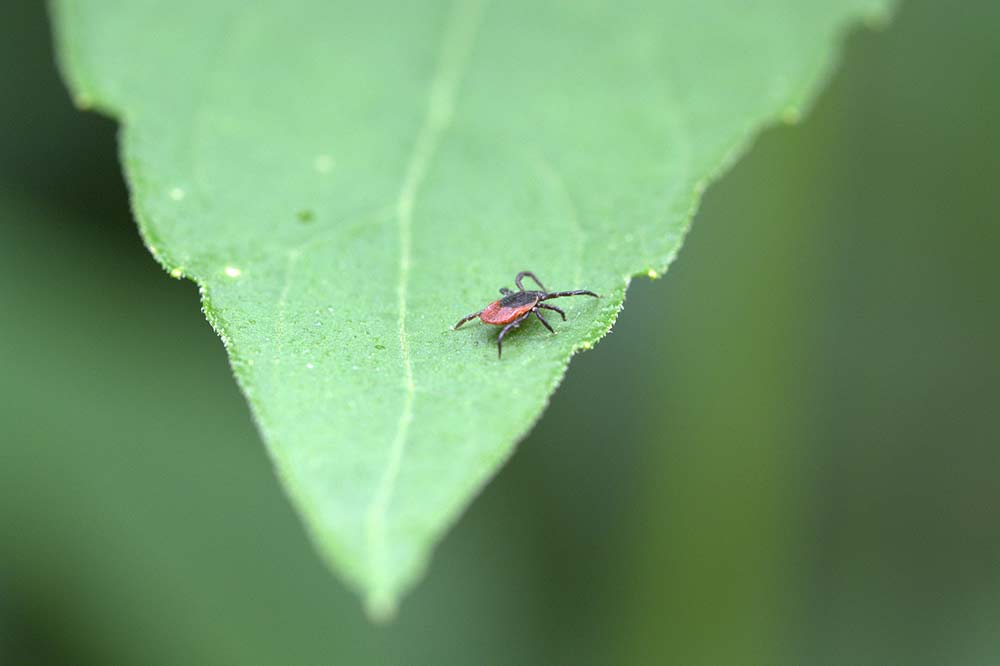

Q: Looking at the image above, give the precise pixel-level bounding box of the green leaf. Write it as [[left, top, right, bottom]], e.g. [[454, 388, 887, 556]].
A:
[[51, 0, 894, 617]]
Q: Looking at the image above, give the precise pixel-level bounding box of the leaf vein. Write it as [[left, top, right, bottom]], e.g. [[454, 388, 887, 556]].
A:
[[363, 0, 486, 617]]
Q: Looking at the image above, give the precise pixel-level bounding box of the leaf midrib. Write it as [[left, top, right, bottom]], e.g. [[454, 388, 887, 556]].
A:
[[362, 0, 487, 619]]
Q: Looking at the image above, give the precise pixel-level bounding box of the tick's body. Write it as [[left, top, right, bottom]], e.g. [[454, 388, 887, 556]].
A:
[[453, 271, 599, 358], [479, 290, 544, 325]]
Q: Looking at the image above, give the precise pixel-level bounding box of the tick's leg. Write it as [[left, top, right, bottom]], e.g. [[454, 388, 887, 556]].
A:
[[534, 309, 556, 334], [515, 271, 548, 292], [453, 310, 483, 330], [538, 303, 566, 320], [499, 287, 513, 295], [541, 289, 599, 300], [496, 312, 531, 358]]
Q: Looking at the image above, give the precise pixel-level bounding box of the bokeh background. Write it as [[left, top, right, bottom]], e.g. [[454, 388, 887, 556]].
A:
[[2, 1, 998, 664]]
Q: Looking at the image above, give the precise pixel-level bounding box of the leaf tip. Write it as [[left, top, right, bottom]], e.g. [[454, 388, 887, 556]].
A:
[[365, 591, 399, 624]]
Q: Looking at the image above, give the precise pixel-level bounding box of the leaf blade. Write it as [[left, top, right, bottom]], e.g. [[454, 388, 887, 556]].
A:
[[51, 0, 895, 616]]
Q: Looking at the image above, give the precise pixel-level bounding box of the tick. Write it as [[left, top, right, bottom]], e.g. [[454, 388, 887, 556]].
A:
[[453, 271, 599, 358]]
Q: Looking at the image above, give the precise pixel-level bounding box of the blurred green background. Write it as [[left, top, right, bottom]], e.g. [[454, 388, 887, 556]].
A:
[[2, 1, 998, 664]]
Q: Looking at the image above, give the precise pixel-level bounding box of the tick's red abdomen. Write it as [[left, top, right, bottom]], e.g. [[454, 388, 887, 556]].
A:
[[479, 292, 540, 325], [479, 301, 533, 325]]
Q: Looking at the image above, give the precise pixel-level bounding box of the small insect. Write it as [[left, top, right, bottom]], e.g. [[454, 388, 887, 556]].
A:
[[453, 271, 599, 358]]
